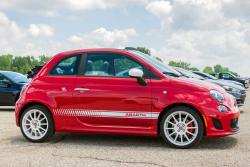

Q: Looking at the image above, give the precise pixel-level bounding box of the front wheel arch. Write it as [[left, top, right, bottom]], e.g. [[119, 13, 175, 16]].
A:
[[157, 103, 206, 136]]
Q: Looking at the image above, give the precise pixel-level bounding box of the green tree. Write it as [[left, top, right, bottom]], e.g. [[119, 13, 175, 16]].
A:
[[155, 56, 163, 62], [39, 55, 51, 64], [189, 67, 199, 71], [135, 47, 163, 62], [0, 54, 51, 74], [0, 54, 13, 70], [213, 64, 239, 76], [203, 66, 213, 74], [168, 60, 198, 71], [135, 47, 151, 55]]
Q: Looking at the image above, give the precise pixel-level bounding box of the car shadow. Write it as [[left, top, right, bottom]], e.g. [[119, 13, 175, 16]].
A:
[[45, 133, 238, 150], [9, 133, 238, 150]]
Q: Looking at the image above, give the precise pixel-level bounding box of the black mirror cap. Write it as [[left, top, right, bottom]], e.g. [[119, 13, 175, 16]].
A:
[[137, 77, 147, 86]]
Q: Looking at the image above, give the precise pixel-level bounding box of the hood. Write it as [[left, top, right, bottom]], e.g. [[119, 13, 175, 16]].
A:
[[235, 77, 246, 81], [222, 80, 244, 87], [171, 77, 225, 93], [207, 79, 245, 90]]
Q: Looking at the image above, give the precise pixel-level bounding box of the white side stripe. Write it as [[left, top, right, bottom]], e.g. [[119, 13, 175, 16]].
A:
[[53, 109, 159, 119]]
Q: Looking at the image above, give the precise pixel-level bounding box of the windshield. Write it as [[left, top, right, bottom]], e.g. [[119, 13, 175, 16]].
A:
[[2, 71, 30, 83], [175, 68, 204, 80], [129, 50, 181, 77], [199, 72, 217, 80]]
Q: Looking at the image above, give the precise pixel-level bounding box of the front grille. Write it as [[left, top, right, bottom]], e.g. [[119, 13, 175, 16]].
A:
[[231, 118, 239, 130], [237, 99, 243, 104], [212, 118, 223, 130]]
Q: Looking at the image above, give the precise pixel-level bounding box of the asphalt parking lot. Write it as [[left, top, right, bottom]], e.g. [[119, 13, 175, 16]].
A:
[[0, 91, 250, 167]]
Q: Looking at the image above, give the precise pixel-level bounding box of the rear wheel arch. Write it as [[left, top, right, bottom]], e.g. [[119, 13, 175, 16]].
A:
[[18, 102, 54, 126], [157, 103, 206, 136]]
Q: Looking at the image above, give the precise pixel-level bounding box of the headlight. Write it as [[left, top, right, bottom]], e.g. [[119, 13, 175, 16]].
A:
[[218, 105, 228, 112], [210, 90, 224, 102]]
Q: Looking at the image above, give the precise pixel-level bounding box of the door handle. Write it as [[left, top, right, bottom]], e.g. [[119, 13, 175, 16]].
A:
[[74, 88, 90, 91]]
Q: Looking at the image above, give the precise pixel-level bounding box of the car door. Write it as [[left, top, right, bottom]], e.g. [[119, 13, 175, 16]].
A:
[[42, 54, 81, 111], [72, 52, 153, 130], [0, 74, 16, 106]]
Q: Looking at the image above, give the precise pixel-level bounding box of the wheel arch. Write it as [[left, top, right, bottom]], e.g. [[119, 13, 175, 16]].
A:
[[157, 103, 206, 136], [18, 101, 54, 126]]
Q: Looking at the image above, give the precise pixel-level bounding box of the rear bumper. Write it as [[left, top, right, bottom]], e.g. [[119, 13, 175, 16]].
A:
[[205, 106, 240, 137]]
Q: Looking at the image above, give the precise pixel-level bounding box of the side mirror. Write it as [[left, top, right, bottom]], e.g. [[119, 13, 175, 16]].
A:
[[129, 68, 147, 86]]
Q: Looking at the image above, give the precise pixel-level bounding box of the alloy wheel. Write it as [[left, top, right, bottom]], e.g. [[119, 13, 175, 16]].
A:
[[163, 111, 199, 147]]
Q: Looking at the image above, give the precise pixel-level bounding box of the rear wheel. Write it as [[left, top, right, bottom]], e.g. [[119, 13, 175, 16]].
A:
[[160, 107, 204, 149], [20, 105, 54, 142]]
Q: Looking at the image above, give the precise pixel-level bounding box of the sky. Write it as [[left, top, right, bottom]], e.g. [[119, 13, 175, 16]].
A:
[[0, 0, 250, 76]]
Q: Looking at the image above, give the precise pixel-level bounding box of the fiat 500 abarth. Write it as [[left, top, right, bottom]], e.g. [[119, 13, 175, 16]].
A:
[[15, 49, 240, 148]]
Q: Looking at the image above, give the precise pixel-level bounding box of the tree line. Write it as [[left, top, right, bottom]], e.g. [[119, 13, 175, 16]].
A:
[[0, 47, 239, 76], [0, 54, 50, 74], [135, 47, 239, 76]]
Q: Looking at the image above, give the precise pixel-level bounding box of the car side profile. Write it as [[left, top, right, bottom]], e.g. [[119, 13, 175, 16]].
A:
[[15, 49, 240, 148]]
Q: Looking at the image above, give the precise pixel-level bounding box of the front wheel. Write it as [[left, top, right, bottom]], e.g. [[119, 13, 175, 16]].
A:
[[20, 105, 54, 143], [160, 107, 204, 149]]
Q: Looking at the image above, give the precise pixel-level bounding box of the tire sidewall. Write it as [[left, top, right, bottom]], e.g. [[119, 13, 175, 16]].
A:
[[20, 105, 54, 143], [160, 106, 204, 149]]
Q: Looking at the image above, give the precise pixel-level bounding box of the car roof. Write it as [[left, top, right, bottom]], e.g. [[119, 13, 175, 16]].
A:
[[0, 70, 15, 74], [58, 48, 126, 55]]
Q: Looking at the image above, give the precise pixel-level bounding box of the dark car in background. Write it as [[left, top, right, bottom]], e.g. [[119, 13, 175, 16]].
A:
[[194, 71, 244, 87], [193, 71, 247, 106], [0, 71, 30, 106], [218, 72, 249, 88]]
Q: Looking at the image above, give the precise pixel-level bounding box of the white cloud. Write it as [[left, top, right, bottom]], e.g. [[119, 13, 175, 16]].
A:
[[1, 1, 250, 76], [68, 27, 137, 48], [0, 11, 55, 56], [28, 24, 54, 37], [145, 0, 250, 76], [146, 1, 172, 18], [0, 0, 150, 16], [0, 11, 137, 57]]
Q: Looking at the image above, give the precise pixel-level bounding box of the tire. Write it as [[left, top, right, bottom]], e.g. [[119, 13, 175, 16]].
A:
[[20, 105, 54, 143], [160, 106, 204, 149]]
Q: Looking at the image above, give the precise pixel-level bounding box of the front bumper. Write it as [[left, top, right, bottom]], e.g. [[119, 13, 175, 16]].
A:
[[205, 105, 240, 138]]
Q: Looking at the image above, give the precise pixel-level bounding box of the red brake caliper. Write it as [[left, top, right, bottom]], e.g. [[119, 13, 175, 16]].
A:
[[188, 122, 194, 133]]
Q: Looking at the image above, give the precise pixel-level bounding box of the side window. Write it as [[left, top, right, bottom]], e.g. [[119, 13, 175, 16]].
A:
[[222, 73, 230, 79], [114, 56, 143, 78], [83, 53, 145, 78], [0, 75, 9, 87], [50, 55, 80, 76], [0, 75, 5, 85], [84, 53, 113, 77]]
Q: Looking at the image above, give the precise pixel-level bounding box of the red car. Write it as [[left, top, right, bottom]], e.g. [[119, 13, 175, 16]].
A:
[[15, 49, 240, 148]]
